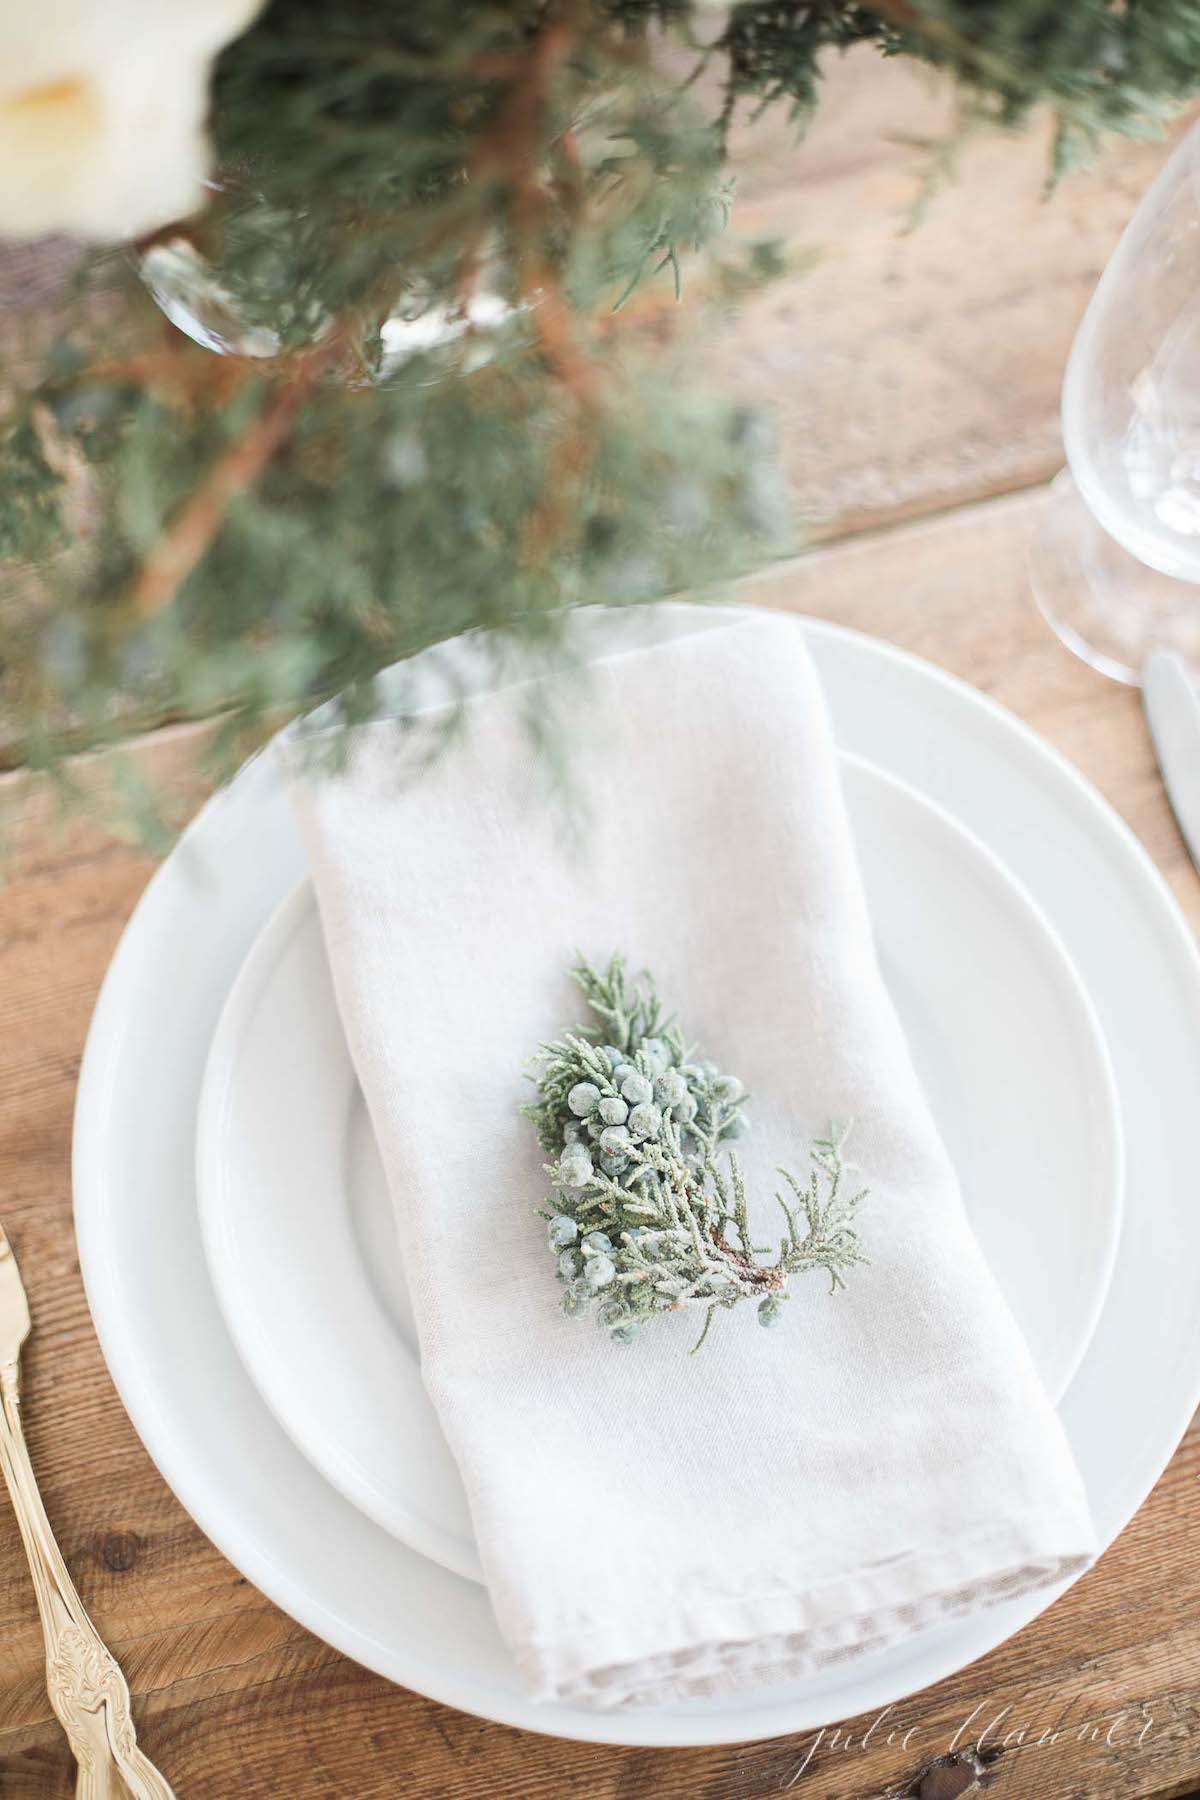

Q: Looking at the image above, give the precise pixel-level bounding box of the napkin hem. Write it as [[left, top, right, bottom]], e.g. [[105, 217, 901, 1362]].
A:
[[515, 1508, 1095, 1708]]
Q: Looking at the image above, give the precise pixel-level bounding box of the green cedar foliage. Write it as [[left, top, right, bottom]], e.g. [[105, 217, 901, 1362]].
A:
[[3, 0, 1198, 810]]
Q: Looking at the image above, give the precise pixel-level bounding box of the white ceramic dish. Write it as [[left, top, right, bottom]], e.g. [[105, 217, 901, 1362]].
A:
[[195, 754, 1121, 1578], [74, 607, 1200, 1746]]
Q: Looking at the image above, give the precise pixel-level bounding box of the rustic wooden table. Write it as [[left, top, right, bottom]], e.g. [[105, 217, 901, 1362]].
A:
[[3, 49, 1200, 1800]]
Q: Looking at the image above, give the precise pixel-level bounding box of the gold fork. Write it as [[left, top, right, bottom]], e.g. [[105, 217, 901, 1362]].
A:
[[0, 1222, 176, 1799]]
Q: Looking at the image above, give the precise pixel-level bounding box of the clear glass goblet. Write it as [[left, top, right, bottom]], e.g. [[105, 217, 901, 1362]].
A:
[[1032, 122, 1200, 684]]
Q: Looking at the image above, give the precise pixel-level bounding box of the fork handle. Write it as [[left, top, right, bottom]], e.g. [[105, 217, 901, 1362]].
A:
[[0, 1364, 176, 1800]]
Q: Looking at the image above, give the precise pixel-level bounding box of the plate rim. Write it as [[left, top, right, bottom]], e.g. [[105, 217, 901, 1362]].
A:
[[193, 746, 1123, 1578], [196, 876, 483, 1582], [72, 609, 1200, 1747]]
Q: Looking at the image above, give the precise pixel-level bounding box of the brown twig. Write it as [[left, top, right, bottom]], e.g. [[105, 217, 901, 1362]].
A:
[[465, 11, 600, 406], [127, 11, 592, 621], [125, 344, 332, 619], [84, 349, 251, 409], [517, 414, 590, 569]]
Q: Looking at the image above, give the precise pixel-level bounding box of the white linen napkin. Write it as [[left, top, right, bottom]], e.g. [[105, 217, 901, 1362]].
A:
[[286, 603, 1095, 1709]]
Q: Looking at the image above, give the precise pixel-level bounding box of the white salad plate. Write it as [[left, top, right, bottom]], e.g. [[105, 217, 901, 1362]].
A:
[[74, 606, 1200, 1747], [195, 755, 1121, 1580]]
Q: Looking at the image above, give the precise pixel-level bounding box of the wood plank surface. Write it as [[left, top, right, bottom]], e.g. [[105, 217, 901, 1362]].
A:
[[3, 45, 1200, 1800], [712, 49, 1196, 540]]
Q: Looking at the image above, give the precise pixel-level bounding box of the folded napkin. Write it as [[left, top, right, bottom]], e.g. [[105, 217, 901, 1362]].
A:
[[287, 603, 1095, 1709]]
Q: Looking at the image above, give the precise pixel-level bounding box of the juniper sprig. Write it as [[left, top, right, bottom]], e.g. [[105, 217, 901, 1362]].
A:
[[523, 953, 867, 1350]]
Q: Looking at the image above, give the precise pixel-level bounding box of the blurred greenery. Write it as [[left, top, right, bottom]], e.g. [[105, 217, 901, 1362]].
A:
[[4, 0, 1200, 819]]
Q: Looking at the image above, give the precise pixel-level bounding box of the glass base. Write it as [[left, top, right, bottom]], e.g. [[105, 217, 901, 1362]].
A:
[[1030, 469, 1200, 686]]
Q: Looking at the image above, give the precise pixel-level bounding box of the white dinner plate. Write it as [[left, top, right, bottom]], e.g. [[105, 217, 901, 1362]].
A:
[[196, 755, 1121, 1579], [74, 605, 1200, 1747]]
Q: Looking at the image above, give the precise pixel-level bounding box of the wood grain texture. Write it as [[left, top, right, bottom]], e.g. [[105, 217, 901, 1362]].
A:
[[3, 48, 1200, 1800], [707, 49, 1197, 541]]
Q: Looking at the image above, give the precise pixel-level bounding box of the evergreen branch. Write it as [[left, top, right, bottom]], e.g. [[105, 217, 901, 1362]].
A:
[[5, 0, 1199, 830], [125, 349, 329, 618], [526, 952, 868, 1347]]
